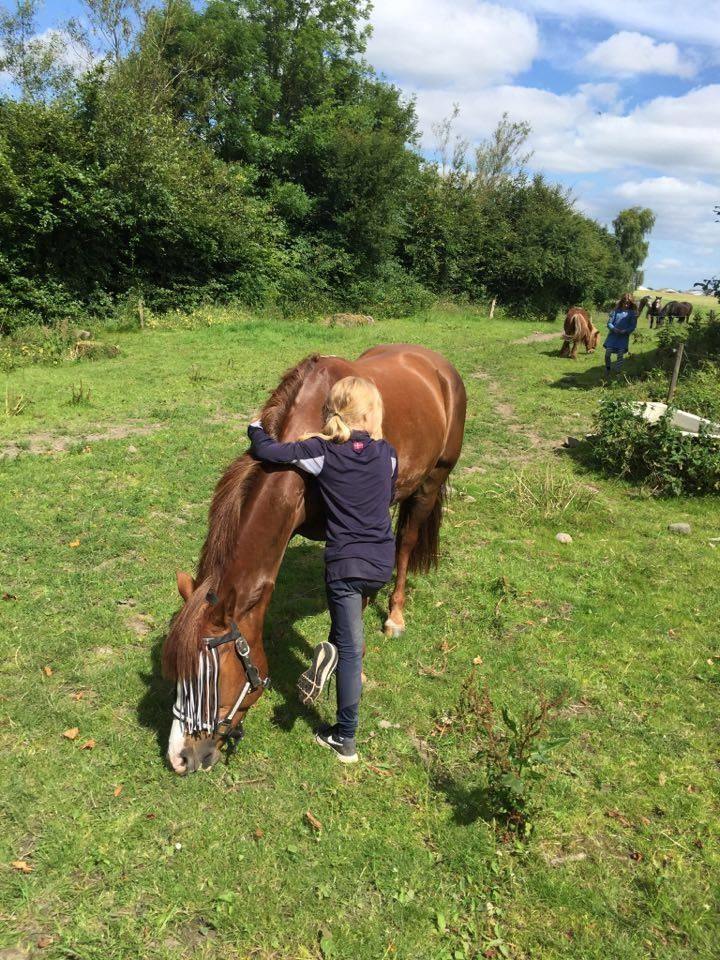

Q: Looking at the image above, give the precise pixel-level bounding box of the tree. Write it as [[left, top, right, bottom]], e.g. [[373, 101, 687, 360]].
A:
[[474, 112, 533, 189], [67, 0, 144, 64], [612, 206, 656, 288], [0, 0, 76, 99]]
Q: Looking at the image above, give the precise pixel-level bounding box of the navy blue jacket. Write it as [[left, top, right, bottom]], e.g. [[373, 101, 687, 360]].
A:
[[248, 422, 398, 582]]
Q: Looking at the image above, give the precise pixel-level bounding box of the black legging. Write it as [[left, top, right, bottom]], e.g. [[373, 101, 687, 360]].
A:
[[325, 577, 385, 738]]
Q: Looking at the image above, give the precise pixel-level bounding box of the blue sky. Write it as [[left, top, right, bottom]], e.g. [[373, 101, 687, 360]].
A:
[[22, 0, 720, 289]]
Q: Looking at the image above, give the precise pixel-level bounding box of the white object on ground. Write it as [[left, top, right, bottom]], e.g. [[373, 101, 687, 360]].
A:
[[668, 523, 691, 535], [631, 402, 720, 439], [556, 533, 573, 544]]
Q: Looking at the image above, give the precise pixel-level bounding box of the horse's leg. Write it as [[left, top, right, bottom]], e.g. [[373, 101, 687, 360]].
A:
[[570, 338, 579, 359], [385, 467, 449, 637]]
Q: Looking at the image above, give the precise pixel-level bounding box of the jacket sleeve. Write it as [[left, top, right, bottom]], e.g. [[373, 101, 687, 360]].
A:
[[247, 422, 325, 475]]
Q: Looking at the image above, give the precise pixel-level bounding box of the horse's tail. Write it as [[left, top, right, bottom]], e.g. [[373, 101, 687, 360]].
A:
[[396, 482, 447, 574], [566, 311, 583, 338]]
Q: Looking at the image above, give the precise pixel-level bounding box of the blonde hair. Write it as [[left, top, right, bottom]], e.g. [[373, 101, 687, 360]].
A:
[[302, 376, 384, 443]]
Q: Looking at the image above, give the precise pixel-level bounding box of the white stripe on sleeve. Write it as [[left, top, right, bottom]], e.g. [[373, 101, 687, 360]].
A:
[[391, 456, 397, 475], [294, 455, 325, 476]]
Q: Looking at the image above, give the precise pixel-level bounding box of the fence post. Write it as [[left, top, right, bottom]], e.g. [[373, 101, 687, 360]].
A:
[[489, 297, 497, 319], [138, 297, 145, 330], [667, 342, 684, 405]]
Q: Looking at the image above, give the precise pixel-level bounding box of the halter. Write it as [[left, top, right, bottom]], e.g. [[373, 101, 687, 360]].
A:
[[172, 592, 270, 750]]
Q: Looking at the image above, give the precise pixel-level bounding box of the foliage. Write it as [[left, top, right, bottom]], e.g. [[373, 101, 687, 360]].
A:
[[656, 309, 720, 365], [644, 361, 720, 423], [0, 0, 80, 100], [591, 398, 720, 496], [0, 0, 644, 328], [452, 671, 567, 834], [612, 207, 656, 288], [0, 92, 291, 322], [402, 115, 630, 318]]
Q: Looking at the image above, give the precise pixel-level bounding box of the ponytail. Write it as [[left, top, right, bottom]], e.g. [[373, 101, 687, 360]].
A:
[[298, 376, 383, 444], [301, 411, 352, 443]]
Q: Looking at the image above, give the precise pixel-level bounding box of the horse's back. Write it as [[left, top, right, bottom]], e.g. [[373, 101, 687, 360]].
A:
[[352, 343, 465, 485]]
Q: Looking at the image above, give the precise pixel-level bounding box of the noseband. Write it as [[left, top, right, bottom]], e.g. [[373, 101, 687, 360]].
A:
[[172, 592, 270, 751]]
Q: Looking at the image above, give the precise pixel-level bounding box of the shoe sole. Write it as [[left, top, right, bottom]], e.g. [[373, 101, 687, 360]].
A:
[[297, 642, 338, 706], [315, 733, 358, 763]]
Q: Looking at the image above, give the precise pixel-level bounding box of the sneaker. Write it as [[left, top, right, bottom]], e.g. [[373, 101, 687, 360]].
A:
[[315, 725, 358, 763], [297, 642, 338, 706]]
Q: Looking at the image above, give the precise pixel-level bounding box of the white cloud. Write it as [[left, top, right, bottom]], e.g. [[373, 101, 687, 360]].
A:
[[367, 1, 539, 89], [654, 257, 683, 270], [412, 82, 720, 182], [517, 0, 720, 47], [585, 31, 696, 78]]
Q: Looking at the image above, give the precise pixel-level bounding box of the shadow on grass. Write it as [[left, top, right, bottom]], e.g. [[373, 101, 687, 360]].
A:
[[430, 767, 498, 826], [546, 347, 661, 392], [136, 541, 342, 755]]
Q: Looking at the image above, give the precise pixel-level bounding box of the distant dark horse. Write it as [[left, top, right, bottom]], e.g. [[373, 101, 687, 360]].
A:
[[637, 295, 651, 318], [648, 296, 663, 328], [659, 301, 693, 324]]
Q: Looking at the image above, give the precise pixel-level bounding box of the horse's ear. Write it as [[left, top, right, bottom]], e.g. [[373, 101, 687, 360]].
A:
[[176, 570, 196, 602]]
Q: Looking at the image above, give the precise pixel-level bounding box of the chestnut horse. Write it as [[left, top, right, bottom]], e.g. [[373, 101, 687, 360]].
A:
[[560, 307, 599, 359], [162, 344, 466, 774]]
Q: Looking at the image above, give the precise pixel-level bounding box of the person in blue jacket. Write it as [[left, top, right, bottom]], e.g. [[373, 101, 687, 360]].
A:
[[248, 376, 397, 763], [604, 293, 638, 374]]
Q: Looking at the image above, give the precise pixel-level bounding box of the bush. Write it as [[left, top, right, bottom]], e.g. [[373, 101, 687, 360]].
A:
[[451, 672, 567, 835], [591, 398, 720, 496], [644, 361, 720, 423]]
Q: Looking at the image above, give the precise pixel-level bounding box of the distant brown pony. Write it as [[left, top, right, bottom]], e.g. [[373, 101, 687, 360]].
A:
[[162, 345, 466, 774], [560, 307, 599, 359]]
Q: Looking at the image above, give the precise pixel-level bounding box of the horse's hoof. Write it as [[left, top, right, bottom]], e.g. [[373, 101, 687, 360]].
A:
[[384, 618, 404, 638]]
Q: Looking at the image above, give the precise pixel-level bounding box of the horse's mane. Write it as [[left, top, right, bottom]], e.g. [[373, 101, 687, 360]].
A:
[[162, 354, 320, 680]]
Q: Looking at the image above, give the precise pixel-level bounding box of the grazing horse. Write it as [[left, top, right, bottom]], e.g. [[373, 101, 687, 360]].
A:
[[648, 297, 663, 328], [659, 301, 693, 324], [162, 345, 466, 774], [560, 307, 599, 359]]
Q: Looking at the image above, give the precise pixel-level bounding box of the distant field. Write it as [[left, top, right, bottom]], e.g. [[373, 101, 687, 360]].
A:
[[1, 307, 718, 960], [636, 289, 718, 311]]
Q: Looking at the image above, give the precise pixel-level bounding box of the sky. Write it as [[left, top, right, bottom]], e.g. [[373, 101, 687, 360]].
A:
[[16, 0, 720, 290]]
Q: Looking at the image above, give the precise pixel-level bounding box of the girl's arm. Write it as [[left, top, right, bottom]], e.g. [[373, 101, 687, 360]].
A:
[[247, 422, 325, 476]]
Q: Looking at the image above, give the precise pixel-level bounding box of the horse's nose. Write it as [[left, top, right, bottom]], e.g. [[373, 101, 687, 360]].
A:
[[179, 737, 221, 773]]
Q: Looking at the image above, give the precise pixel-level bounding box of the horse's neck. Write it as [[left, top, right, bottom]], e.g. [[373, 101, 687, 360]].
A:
[[223, 468, 306, 636]]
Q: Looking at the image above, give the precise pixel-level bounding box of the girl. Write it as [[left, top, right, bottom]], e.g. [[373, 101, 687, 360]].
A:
[[248, 376, 397, 763], [604, 293, 638, 374]]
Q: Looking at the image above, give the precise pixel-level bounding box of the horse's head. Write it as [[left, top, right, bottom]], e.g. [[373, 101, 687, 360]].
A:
[[163, 571, 269, 775]]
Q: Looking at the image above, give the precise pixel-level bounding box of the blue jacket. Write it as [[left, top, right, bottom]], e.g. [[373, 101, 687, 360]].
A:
[[248, 422, 398, 582], [604, 308, 637, 352]]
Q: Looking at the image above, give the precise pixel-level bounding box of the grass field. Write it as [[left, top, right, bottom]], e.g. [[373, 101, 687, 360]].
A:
[[1, 307, 718, 960]]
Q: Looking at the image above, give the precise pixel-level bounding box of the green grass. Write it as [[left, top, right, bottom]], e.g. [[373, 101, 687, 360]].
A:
[[1, 307, 718, 959]]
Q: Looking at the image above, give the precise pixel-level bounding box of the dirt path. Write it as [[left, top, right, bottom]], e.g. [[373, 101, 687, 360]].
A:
[[470, 370, 547, 454], [511, 331, 562, 345], [1, 420, 163, 459]]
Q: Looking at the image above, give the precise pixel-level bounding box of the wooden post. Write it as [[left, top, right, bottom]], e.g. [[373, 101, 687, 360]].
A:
[[489, 297, 497, 319], [138, 296, 145, 330], [667, 342, 684, 405]]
